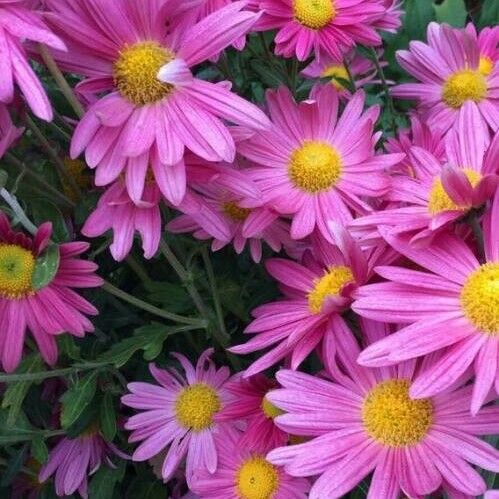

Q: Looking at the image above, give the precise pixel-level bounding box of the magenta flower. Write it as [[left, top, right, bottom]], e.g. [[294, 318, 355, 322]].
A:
[[216, 374, 289, 452], [45, 0, 269, 207], [267, 320, 499, 498], [0, 104, 23, 158], [121, 349, 237, 485], [467, 23, 499, 76], [39, 431, 127, 498], [0, 212, 102, 372], [354, 189, 499, 413], [238, 85, 403, 241], [0, 0, 65, 120], [393, 22, 499, 133], [191, 426, 309, 498], [253, 0, 386, 61], [230, 226, 395, 376], [351, 102, 499, 246]]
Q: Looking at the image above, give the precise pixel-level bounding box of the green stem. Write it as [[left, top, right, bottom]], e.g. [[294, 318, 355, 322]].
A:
[[0, 363, 109, 383], [342, 57, 357, 94], [468, 211, 485, 263], [0, 188, 38, 234], [102, 281, 206, 327], [125, 254, 152, 286]]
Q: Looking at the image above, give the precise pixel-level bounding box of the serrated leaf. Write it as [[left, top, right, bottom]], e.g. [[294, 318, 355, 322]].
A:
[[100, 392, 116, 442], [434, 0, 467, 27], [88, 461, 126, 499], [31, 436, 49, 464], [32, 244, 60, 291], [60, 371, 98, 429]]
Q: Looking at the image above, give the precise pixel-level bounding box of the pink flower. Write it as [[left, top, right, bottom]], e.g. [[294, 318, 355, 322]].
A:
[[0, 104, 23, 158], [230, 226, 395, 376], [354, 188, 499, 413], [467, 23, 499, 76], [253, 0, 386, 61], [0, 211, 102, 372], [393, 22, 499, 134], [238, 85, 403, 241], [267, 320, 499, 498], [0, 0, 65, 120], [191, 426, 310, 498], [44, 0, 269, 207], [39, 431, 127, 498], [351, 102, 499, 246], [372, 0, 403, 34], [121, 349, 237, 485], [216, 374, 289, 451]]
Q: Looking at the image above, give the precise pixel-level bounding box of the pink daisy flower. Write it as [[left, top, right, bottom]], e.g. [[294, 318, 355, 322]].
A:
[[0, 104, 23, 158], [230, 225, 395, 376], [0, 211, 102, 372], [191, 426, 310, 498], [238, 85, 403, 241], [39, 430, 127, 498], [393, 22, 499, 133], [216, 374, 289, 451], [267, 320, 499, 498], [121, 349, 237, 485], [253, 0, 385, 61], [351, 102, 499, 246], [0, 0, 65, 120], [44, 0, 269, 207], [354, 188, 499, 413], [467, 23, 499, 76], [372, 0, 403, 34]]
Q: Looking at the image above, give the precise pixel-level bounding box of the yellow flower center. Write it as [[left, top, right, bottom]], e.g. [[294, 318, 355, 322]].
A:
[[442, 70, 487, 109], [114, 41, 175, 105], [460, 263, 499, 335], [362, 380, 433, 447], [289, 141, 342, 193], [223, 202, 252, 222], [261, 396, 284, 419], [307, 265, 354, 314], [236, 456, 280, 499], [427, 168, 481, 215], [322, 64, 350, 90], [293, 0, 335, 29], [0, 243, 35, 299], [174, 383, 221, 431], [479, 56, 494, 76]]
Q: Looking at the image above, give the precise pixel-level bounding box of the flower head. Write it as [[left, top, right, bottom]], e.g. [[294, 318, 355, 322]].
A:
[[267, 320, 499, 498], [0, 211, 102, 372], [121, 349, 237, 485], [0, 104, 23, 158]]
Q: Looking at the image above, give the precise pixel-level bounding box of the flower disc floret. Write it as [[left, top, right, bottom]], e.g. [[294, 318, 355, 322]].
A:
[[293, 0, 336, 29], [236, 456, 280, 499], [175, 383, 221, 431], [442, 70, 487, 109], [308, 265, 354, 314], [0, 244, 35, 299]]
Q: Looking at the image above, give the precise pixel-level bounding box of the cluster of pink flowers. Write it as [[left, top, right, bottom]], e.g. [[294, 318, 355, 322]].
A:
[[0, 0, 498, 498]]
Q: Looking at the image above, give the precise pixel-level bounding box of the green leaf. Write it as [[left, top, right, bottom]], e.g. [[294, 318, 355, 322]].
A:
[[99, 392, 117, 442], [404, 0, 435, 41], [479, 0, 499, 27], [88, 461, 126, 499], [31, 436, 49, 464], [1, 353, 43, 425], [32, 244, 60, 291], [434, 0, 467, 27], [30, 199, 70, 242], [60, 371, 98, 429]]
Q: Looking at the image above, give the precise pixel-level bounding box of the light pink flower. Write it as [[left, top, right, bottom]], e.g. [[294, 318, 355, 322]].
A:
[[0, 211, 102, 372], [230, 226, 395, 376], [238, 85, 403, 241], [39, 431, 127, 498], [44, 0, 269, 207], [393, 22, 499, 133], [121, 349, 237, 485], [191, 426, 309, 498], [216, 374, 289, 452], [351, 102, 499, 246], [372, 0, 403, 34], [0, 104, 23, 158], [354, 188, 499, 413], [253, 0, 386, 61], [0, 0, 66, 121], [267, 320, 499, 498]]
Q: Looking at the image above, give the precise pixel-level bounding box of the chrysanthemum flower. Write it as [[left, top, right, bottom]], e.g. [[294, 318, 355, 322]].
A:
[[44, 0, 269, 207], [191, 426, 309, 498], [216, 374, 289, 451], [253, 0, 386, 61], [238, 85, 402, 241], [393, 22, 499, 133], [267, 320, 499, 498], [230, 225, 395, 375], [0, 0, 66, 120], [0, 212, 102, 372], [0, 104, 23, 158], [354, 188, 499, 413], [351, 102, 498, 245], [372, 0, 403, 34], [121, 349, 237, 484], [39, 430, 127, 498], [467, 23, 499, 76]]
